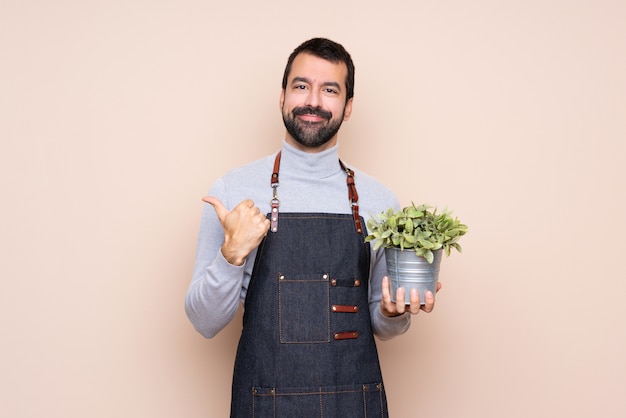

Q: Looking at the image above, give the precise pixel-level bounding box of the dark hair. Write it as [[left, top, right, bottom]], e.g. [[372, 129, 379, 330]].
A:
[[281, 38, 355, 102]]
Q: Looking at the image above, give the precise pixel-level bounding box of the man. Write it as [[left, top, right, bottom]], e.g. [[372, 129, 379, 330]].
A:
[[186, 38, 439, 417]]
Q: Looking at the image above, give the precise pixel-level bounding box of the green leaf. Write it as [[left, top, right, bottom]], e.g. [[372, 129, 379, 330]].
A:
[[405, 218, 414, 233], [403, 234, 417, 244], [391, 234, 401, 246], [364, 203, 467, 258], [417, 238, 435, 249]]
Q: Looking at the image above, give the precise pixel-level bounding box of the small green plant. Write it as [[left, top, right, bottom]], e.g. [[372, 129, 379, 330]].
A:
[[365, 203, 468, 263]]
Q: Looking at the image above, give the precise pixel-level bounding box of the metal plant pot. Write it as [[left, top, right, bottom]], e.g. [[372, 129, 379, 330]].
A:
[[385, 248, 442, 305]]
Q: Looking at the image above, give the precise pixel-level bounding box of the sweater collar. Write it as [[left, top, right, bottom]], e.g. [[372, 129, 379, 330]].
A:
[[280, 140, 342, 179]]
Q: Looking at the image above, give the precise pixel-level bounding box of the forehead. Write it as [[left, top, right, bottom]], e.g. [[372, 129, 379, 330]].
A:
[[287, 52, 348, 87]]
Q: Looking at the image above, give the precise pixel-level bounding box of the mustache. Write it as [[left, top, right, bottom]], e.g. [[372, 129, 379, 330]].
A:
[[291, 106, 332, 120]]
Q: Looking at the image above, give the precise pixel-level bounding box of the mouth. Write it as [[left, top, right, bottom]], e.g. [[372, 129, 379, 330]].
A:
[[297, 113, 326, 123], [292, 106, 332, 123]]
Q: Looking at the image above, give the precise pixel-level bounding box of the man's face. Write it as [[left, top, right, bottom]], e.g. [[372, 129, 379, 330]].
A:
[[280, 52, 353, 152]]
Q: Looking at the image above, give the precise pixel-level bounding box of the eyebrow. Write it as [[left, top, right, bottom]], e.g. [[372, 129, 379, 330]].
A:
[[291, 77, 342, 91]]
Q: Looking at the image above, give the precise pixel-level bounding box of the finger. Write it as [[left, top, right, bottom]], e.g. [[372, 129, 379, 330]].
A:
[[408, 288, 421, 314], [381, 276, 392, 302], [421, 290, 436, 313], [380, 277, 399, 317], [395, 287, 406, 314], [234, 199, 260, 216], [202, 196, 229, 223], [257, 215, 271, 234], [262, 217, 271, 235], [436, 281, 442, 293]]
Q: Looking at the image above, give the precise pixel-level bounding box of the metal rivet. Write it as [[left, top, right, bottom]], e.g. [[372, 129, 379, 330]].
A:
[[279, 275, 284, 280], [272, 227, 277, 232], [322, 274, 328, 280]]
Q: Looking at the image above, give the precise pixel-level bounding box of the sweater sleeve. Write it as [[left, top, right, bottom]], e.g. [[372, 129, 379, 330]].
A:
[[368, 244, 411, 340], [184, 178, 250, 338]]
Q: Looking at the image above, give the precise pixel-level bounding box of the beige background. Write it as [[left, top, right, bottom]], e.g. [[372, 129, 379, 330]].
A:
[[1, 0, 625, 417]]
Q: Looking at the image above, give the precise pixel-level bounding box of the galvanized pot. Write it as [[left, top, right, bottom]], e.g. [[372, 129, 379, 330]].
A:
[[385, 248, 442, 305]]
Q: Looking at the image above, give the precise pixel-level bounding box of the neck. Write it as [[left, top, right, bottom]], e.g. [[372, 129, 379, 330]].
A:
[[280, 139, 341, 178], [284, 134, 338, 154]]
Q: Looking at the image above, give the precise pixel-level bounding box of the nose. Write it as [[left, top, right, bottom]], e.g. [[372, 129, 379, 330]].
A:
[[304, 88, 321, 108]]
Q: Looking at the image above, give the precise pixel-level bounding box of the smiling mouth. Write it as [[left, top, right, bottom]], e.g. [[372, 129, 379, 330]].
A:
[[292, 106, 332, 122], [298, 114, 326, 123]]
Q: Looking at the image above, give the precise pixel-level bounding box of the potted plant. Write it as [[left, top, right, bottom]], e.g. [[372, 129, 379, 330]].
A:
[[365, 203, 468, 304]]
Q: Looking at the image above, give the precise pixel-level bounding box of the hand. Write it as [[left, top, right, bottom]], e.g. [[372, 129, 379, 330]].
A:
[[380, 276, 442, 317], [203, 196, 270, 266]]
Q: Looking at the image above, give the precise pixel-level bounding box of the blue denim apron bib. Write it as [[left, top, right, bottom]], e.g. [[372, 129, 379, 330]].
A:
[[230, 154, 389, 417]]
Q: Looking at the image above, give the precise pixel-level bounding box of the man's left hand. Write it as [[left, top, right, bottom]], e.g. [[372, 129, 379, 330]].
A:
[[380, 276, 442, 317]]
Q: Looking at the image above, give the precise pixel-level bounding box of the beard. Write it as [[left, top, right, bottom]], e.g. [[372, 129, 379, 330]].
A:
[[282, 105, 345, 149]]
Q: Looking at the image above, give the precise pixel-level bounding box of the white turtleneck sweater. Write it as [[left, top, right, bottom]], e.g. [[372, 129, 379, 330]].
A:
[[185, 140, 410, 340]]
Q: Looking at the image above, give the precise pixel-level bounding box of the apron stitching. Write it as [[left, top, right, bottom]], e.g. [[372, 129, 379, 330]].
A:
[[278, 276, 331, 344], [319, 387, 323, 418], [235, 212, 384, 416], [362, 385, 367, 417]]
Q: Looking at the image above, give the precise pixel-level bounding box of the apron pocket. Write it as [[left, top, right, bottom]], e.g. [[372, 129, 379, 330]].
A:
[[278, 272, 330, 343], [252, 383, 387, 418]]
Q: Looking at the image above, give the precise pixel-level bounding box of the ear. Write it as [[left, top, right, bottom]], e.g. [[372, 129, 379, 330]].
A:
[[342, 97, 354, 121], [279, 89, 285, 112]]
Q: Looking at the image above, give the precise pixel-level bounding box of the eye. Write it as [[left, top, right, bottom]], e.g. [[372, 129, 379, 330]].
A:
[[324, 87, 338, 94], [294, 84, 308, 90]]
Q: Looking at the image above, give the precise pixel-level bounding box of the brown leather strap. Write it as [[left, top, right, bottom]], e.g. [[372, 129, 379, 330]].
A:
[[270, 152, 281, 233], [270, 152, 363, 234], [339, 160, 363, 235], [334, 331, 359, 340], [332, 304, 359, 313], [271, 151, 281, 186]]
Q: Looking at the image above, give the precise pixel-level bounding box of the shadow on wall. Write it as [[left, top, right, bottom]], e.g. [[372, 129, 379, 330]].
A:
[[182, 306, 244, 413]]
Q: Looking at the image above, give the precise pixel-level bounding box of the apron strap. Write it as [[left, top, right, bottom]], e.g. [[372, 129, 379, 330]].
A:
[[339, 160, 364, 235], [270, 151, 363, 235], [270, 151, 281, 233]]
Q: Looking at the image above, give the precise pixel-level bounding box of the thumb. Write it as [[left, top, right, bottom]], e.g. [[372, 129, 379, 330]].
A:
[[202, 196, 229, 222]]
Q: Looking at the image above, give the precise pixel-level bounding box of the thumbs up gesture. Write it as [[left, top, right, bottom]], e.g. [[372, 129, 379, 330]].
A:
[[203, 197, 271, 266]]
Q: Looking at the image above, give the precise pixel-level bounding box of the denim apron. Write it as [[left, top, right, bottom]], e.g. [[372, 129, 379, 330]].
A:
[[230, 153, 389, 417]]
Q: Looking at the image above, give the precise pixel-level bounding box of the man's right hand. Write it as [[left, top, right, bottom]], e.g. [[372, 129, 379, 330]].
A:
[[203, 197, 270, 266]]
